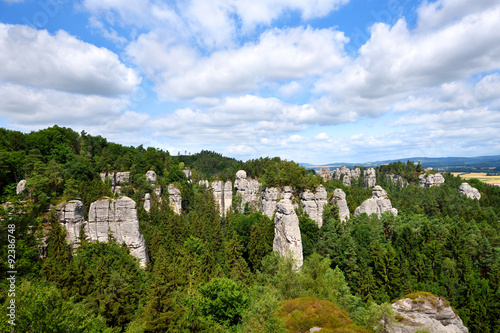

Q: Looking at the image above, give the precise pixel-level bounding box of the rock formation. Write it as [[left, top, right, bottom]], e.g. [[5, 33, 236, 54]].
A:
[[458, 183, 481, 200], [145, 170, 157, 184], [342, 175, 351, 187], [319, 167, 331, 182], [144, 193, 151, 212], [261, 187, 281, 219], [86, 196, 148, 267], [364, 168, 377, 188], [211, 180, 233, 216], [100, 171, 130, 193], [199, 180, 209, 189], [300, 185, 327, 227], [419, 173, 445, 188], [273, 198, 303, 269], [387, 293, 468, 333], [234, 170, 261, 211], [167, 184, 182, 214], [351, 167, 361, 180], [16, 179, 28, 195], [386, 173, 407, 188], [332, 188, 350, 222], [182, 168, 192, 180], [354, 186, 397, 218], [56, 199, 85, 246]]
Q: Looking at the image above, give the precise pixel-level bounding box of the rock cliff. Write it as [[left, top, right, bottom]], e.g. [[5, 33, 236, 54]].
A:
[[386, 173, 408, 188], [319, 166, 331, 181], [16, 179, 28, 195], [364, 168, 377, 188], [387, 293, 468, 333], [300, 185, 327, 227], [145, 170, 157, 184], [144, 193, 151, 212], [234, 170, 261, 211], [273, 198, 303, 269], [332, 188, 350, 222], [168, 184, 182, 214], [56, 199, 85, 247], [100, 171, 130, 193], [458, 183, 481, 200], [354, 186, 397, 218], [419, 173, 445, 188], [211, 180, 233, 216]]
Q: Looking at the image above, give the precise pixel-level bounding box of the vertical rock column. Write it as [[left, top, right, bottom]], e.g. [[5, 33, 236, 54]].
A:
[[273, 198, 303, 269], [300, 185, 327, 227], [168, 184, 182, 215], [332, 189, 350, 222]]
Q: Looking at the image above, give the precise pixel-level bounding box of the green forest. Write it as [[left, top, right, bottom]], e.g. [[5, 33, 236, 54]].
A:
[[1, 126, 500, 332]]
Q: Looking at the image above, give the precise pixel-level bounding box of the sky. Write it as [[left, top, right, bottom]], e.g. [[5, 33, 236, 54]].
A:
[[0, 0, 499, 164]]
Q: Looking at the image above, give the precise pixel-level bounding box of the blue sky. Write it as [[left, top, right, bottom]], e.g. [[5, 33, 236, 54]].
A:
[[0, 0, 499, 164]]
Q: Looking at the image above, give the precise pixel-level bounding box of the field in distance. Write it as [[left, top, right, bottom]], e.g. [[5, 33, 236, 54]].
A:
[[451, 172, 500, 184]]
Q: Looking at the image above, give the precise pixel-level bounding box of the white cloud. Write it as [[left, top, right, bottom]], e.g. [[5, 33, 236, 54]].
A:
[[0, 24, 140, 96], [314, 132, 329, 140]]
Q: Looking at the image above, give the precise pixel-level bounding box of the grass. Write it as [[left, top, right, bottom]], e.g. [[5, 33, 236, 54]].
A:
[[451, 172, 500, 183]]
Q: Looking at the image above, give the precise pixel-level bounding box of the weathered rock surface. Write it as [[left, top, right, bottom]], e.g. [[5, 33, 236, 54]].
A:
[[261, 187, 282, 219], [319, 167, 331, 182], [387, 294, 468, 333], [234, 170, 261, 211], [100, 171, 130, 193], [86, 196, 148, 267], [342, 175, 351, 187], [354, 186, 397, 218], [351, 167, 361, 180], [300, 185, 327, 227], [16, 179, 28, 195], [145, 170, 157, 184], [56, 199, 85, 246], [364, 168, 377, 188], [212, 180, 233, 216], [273, 198, 303, 269], [386, 173, 408, 188], [332, 188, 350, 222], [182, 168, 192, 180], [168, 184, 182, 215], [419, 173, 445, 188], [144, 193, 151, 212], [458, 183, 481, 200], [199, 180, 209, 189]]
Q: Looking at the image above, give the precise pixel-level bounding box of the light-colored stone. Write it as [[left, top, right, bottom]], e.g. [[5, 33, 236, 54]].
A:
[[351, 167, 361, 180], [273, 199, 303, 269], [458, 183, 481, 200], [199, 180, 210, 189], [332, 188, 350, 222], [168, 184, 182, 215], [234, 170, 261, 212], [261, 187, 281, 219], [211, 180, 233, 216], [182, 168, 192, 180], [364, 168, 377, 188], [386, 173, 407, 188], [300, 185, 327, 227], [419, 173, 445, 188], [354, 186, 397, 218], [236, 170, 247, 180], [16, 179, 27, 195], [154, 185, 162, 198], [56, 199, 85, 247], [144, 193, 151, 212], [319, 167, 331, 182], [145, 170, 157, 184], [100, 172, 130, 193], [342, 175, 351, 187], [387, 295, 468, 333]]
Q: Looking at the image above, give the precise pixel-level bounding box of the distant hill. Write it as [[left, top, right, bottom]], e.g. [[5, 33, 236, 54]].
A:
[[302, 155, 500, 172]]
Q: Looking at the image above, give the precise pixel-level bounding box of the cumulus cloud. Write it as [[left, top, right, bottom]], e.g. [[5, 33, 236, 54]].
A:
[[0, 24, 140, 96]]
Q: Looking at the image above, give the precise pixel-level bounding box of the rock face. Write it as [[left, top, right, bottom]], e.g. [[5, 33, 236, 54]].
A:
[[354, 186, 397, 218], [87, 196, 148, 267], [100, 172, 130, 193], [388, 294, 468, 333], [342, 175, 351, 187], [458, 183, 481, 200], [386, 173, 408, 188], [56, 199, 85, 246], [16, 179, 28, 195], [144, 193, 151, 212], [145, 170, 157, 184], [262, 187, 281, 219], [234, 170, 261, 211], [419, 173, 445, 188], [319, 167, 331, 182], [273, 198, 303, 269], [364, 168, 377, 188], [333, 166, 361, 186], [182, 168, 192, 180], [212, 180, 233, 216], [300, 185, 327, 227], [168, 184, 182, 214], [332, 188, 350, 222], [351, 167, 361, 180], [199, 180, 209, 189]]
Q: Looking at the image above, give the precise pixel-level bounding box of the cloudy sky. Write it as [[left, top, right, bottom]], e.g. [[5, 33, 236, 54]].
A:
[[0, 0, 499, 164]]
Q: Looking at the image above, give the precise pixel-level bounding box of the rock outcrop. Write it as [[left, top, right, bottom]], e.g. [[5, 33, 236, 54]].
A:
[[319, 167, 331, 182], [351, 167, 361, 180], [342, 175, 351, 187], [333, 166, 361, 185], [300, 185, 327, 227], [199, 180, 209, 189], [16, 179, 28, 195], [387, 293, 468, 333], [182, 168, 192, 180], [100, 171, 130, 193], [56, 199, 85, 246], [364, 168, 377, 188], [419, 173, 445, 188], [145, 170, 157, 184], [332, 188, 350, 222], [458, 183, 481, 200], [234, 170, 261, 211], [273, 198, 303, 269], [354, 186, 397, 218], [212, 180, 233, 216], [386, 173, 408, 188], [144, 193, 151, 212], [86, 196, 148, 267], [262, 187, 281, 219], [168, 184, 182, 214]]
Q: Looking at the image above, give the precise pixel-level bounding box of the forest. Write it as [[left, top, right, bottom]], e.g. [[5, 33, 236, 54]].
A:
[[1, 126, 500, 332]]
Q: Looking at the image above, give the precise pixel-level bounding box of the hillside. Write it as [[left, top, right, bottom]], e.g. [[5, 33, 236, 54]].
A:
[[1, 126, 500, 332]]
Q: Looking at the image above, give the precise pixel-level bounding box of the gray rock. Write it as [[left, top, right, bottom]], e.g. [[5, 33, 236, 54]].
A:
[[56, 199, 85, 247], [16, 179, 27, 195], [458, 183, 481, 200], [234, 170, 261, 212], [236, 170, 247, 180], [364, 168, 377, 188], [300, 185, 327, 227], [182, 168, 192, 180], [354, 186, 397, 218], [309, 328, 322, 333], [332, 188, 350, 222], [100, 171, 130, 193], [211, 180, 233, 216], [386, 173, 407, 188], [351, 167, 361, 180], [273, 199, 303, 269], [154, 185, 162, 198], [387, 295, 468, 333], [419, 173, 445, 188], [342, 175, 351, 187], [168, 184, 182, 215], [87, 196, 148, 267], [145, 170, 157, 184], [262, 187, 281, 219], [199, 180, 210, 189], [144, 193, 151, 212], [319, 167, 331, 182]]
